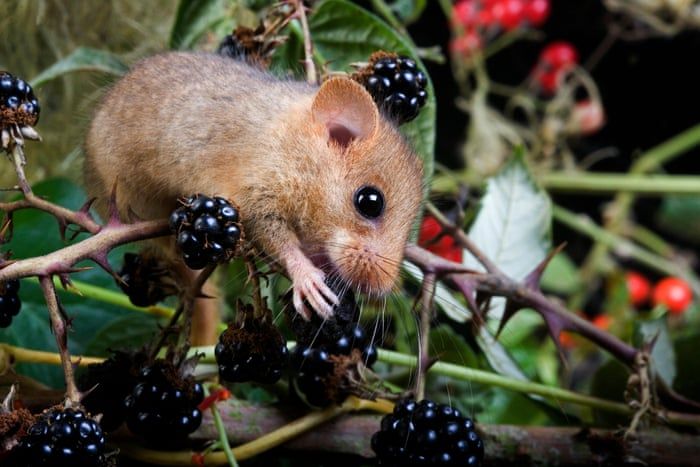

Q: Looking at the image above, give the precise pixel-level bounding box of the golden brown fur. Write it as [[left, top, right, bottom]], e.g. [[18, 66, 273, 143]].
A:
[[84, 52, 423, 343]]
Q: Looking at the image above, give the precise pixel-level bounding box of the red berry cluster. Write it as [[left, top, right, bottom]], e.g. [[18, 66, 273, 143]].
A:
[[531, 41, 579, 95], [625, 272, 693, 316], [450, 0, 550, 57], [418, 215, 463, 263]]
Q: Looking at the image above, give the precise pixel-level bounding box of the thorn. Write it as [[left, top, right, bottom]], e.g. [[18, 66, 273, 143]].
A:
[[543, 315, 569, 364], [90, 252, 120, 281], [524, 242, 567, 291], [58, 273, 73, 290], [495, 299, 522, 339], [57, 218, 69, 242], [78, 197, 97, 214]]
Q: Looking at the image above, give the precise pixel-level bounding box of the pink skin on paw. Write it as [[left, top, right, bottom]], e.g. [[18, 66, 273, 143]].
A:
[[283, 246, 339, 320]]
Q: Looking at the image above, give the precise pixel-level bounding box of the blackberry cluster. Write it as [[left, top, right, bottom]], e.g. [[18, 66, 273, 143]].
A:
[[360, 54, 428, 124], [117, 252, 178, 307], [215, 304, 289, 384], [288, 285, 379, 406], [371, 399, 484, 466], [0, 279, 21, 328], [12, 407, 106, 467], [169, 194, 242, 270], [79, 350, 149, 431], [0, 72, 40, 127], [123, 360, 204, 446]]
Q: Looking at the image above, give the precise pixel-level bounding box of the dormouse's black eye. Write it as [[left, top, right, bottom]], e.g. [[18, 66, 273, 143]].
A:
[[354, 186, 384, 219]]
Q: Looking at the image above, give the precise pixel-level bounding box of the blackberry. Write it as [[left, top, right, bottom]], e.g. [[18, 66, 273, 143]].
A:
[[79, 350, 149, 431], [286, 281, 360, 346], [117, 251, 178, 307], [0, 72, 40, 127], [291, 346, 336, 407], [371, 398, 484, 466], [169, 194, 242, 270], [356, 52, 428, 125], [12, 407, 106, 467], [0, 279, 21, 328], [215, 303, 289, 384], [123, 360, 204, 446]]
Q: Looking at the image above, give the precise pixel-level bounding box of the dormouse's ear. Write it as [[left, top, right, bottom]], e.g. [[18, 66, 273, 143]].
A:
[[311, 77, 379, 149]]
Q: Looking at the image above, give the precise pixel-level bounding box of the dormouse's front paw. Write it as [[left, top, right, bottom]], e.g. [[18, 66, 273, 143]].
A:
[[291, 268, 339, 321]]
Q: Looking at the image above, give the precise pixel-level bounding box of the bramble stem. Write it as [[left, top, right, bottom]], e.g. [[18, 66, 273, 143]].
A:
[[293, 0, 317, 84], [415, 272, 436, 402], [0, 343, 103, 366], [432, 171, 700, 196], [205, 385, 239, 467], [39, 276, 80, 405]]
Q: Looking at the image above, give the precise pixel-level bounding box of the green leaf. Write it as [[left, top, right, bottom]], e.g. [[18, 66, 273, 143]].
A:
[[84, 314, 160, 357], [170, 0, 230, 50], [388, 0, 428, 24], [429, 325, 478, 368], [655, 196, 700, 246], [634, 317, 676, 387], [308, 0, 435, 185], [30, 47, 127, 88], [463, 155, 552, 318], [541, 252, 581, 295]]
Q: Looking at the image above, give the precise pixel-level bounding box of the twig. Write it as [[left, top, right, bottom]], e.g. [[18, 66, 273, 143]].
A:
[[292, 0, 317, 84], [415, 272, 436, 401], [38, 275, 80, 405], [0, 343, 103, 366]]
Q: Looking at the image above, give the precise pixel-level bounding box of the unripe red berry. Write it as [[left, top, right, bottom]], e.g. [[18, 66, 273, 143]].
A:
[[524, 0, 551, 26], [652, 277, 693, 315], [625, 271, 651, 307], [491, 0, 526, 30], [449, 31, 483, 58], [541, 41, 579, 69], [453, 0, 478, 27]]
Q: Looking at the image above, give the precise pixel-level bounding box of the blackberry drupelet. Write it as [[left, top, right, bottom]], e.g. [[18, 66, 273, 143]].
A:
[[357, 53, 428, 124], [286, 281, 360, 346], [288, 282, 379, 406], [0, 72, 40, 127], [215, 304, 289, 384], [169, 194, 242, 269], [12, 407, 106, 467], [371, 398, 484, 466], [123, 360, 204, 446], [291, 346, 336, 407], [0, 279, 21, 328], [79, 350, 149, 432]]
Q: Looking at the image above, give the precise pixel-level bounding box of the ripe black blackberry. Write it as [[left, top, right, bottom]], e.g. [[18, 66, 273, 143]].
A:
[[169, 194, 242, 270], [215, 303, 289, 384], [123, 359, 204, 446], [0, 71, 40, 127], [79, 350, 149, 431], [0, 279, 21, 328], [117, 251, 179, 307], [355, 52, 428, 124], [286, 281, 360, 346], [371, 398, 484, 466], [291, 346, 336, 407], [12, 407, 106, 467]]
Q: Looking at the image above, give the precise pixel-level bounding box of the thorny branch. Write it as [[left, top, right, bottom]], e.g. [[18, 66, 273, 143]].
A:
[[404, 206, 700, 417], [1, 134, 171, 403]]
